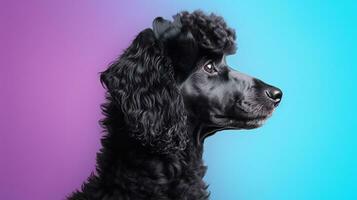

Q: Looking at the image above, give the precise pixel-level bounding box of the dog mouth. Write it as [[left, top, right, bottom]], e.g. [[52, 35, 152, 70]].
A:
[[212, 111, 273, 129]]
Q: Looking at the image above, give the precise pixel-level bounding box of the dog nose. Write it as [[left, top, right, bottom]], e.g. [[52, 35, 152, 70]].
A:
[[265, 88, 282, 105]]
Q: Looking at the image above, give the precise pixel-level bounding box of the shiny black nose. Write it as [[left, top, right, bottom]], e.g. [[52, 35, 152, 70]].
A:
[[265, 88, 283, 105]]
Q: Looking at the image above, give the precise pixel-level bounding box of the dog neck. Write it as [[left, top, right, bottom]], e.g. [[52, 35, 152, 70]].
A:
[[71, 106, 210, 199]]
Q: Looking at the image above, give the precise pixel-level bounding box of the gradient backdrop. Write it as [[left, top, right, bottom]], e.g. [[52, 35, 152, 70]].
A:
[[1, 0, 356, 199]]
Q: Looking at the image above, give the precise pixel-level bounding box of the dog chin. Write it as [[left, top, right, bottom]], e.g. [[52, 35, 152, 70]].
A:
[[244, 110, 274, 128], [212, 113, 271, 130], [243, 118, 268, 129]]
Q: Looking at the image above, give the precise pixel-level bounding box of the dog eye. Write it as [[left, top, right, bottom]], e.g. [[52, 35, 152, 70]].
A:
[[203, 62, 216, 74]]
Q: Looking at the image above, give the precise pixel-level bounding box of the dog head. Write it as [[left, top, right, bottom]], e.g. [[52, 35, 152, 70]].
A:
[[154, 11, 282, 132], [101, 11, 282, 153]]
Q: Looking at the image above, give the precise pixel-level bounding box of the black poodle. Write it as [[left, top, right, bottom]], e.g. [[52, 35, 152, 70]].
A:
[[68, 10, 282, 200]]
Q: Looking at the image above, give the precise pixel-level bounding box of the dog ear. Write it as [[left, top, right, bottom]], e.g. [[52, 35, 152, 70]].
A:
[[153, 16, 181, 40], [100, 28, 188, 154]]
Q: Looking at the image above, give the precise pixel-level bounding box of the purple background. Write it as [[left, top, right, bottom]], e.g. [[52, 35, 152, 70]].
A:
[[1, 1, 184, 199]]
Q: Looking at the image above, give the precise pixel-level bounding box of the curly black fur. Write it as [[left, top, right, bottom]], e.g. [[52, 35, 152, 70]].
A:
[[68, 10, 282, 200], [178, 11, 236, 54]]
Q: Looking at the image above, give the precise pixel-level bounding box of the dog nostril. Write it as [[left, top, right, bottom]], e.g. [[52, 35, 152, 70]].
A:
[[265, 88, 282, 105]]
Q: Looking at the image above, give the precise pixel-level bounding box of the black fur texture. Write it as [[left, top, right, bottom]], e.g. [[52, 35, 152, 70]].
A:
[[68, 10, 282, 200]]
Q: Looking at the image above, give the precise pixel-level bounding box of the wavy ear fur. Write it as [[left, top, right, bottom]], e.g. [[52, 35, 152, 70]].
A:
[[100, 28, 188, 154]]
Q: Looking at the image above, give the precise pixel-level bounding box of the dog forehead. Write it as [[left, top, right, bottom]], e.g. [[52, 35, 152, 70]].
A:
[[176, 10, 237, 55]]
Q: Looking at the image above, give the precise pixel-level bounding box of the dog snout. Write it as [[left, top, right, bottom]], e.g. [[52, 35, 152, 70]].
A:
[[253, 78, 283, 107]]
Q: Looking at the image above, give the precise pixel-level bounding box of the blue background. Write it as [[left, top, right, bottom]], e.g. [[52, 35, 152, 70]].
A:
[[2, 0, 356, 199], [179, 1, 357, 199]]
